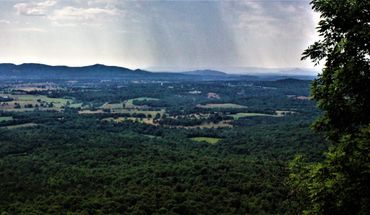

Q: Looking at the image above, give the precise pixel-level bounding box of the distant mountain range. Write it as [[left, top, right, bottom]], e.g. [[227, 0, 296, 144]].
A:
[[0, 63, 150, 80], [181, 70, 229, 76], [147, 66, 319, 76], [0, 63, 316, 81]]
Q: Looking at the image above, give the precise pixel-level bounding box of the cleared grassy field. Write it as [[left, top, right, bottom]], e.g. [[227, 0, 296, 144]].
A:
[[68, 103, 84, 108], [190, 137, 222, 144], [124, 97, 159, 109], [144, 135, 158, 138], [101, 102, 124, 109], [228, 111, 294, 120], [80, 106, 165, 117], [229, 112, 275, 119], [196, 103, 247, 109], [0, 116, 13, 122], [0, 94, 74, 111], [100, 108, 164, 117], [14, 86, 58, 92], [3, 123, 38, 129], [15, 95, 71, 104], [100, 98, 163, 116], [0, 108, 35, 112]]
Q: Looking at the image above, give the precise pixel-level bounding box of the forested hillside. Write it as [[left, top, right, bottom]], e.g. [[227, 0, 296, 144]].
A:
[[0, 78, 326, 214]]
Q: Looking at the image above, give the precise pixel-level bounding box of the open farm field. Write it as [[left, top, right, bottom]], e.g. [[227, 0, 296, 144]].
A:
[[2, 123, 38, 129], [229, 111, 296, 120], [0, 93, 76, 111], [190, 137, 222, 144], [80, 108, 165, 117], [0, 116, 13, 122], [101, 102, 124, 109], [196, 103, 247, 109], [68, 103, 84, 108], [124, 97, 159, 109], [229, 112, 275, 119]]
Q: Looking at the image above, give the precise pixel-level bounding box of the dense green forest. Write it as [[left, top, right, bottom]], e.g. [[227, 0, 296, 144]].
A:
[[0, 78, 327, 214]]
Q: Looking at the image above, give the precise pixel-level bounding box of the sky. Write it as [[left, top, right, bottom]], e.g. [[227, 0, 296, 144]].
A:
[[0, 0, 320, 71]]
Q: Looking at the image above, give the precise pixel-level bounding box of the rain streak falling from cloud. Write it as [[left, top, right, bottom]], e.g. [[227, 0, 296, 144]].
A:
[[0, 0, 319, 71]]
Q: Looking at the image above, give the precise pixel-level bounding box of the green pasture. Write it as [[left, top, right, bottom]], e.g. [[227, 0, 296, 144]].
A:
[[0, 116, 13, 122], [229, 112, 275, 119], [2, 123, 38, 129], [0, 94, 74, 111], [125, 97, 159, 109], [197, 103, 247, 109], [190, 137, 222, 144]]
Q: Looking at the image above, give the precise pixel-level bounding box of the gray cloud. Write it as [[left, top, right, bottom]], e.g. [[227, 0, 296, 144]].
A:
[[1, 0, 319, 70], [218, 0, 318, 68], [48, 6, 118, 25], [0, 19, 11, 24], [14, 0, 57, 16]]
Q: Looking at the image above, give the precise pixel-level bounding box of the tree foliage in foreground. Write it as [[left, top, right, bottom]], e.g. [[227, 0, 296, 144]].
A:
[[290, 0, 370, 214], [302, 0, 370, 139]]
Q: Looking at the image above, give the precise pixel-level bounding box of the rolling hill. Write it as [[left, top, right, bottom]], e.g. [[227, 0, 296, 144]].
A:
[[0, 63, 315, 81]]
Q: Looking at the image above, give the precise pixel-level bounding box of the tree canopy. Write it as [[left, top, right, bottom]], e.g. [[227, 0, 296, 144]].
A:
[[291, 0, 370, 214], [302, 0, 369, 140]]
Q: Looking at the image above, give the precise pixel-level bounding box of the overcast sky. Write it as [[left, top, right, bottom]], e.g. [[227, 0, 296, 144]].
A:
[[0, 0, 320, 70]]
